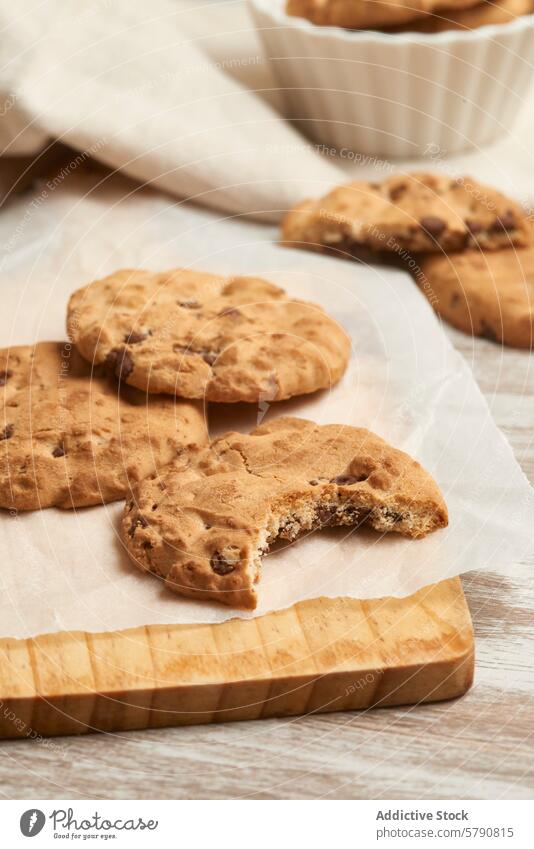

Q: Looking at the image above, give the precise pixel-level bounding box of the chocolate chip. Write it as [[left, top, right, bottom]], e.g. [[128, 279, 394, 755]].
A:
[[52, 445, 65, 458], [316, 505, 336, 526], [420, 216, 446, 238], [330, 474, 366, 485], [141, 540, 154, 550], [124, 331, 147, 345], [210, 551, 237, 575], [383, 508, 403, 523], [178, 300, 201, 309], [465, 218, 483, 235], [344, 505, 371, 525], [450, 293, 461, 307], [389, 184, 407, 201], [1, 424, 14, 440], [106, 347, 134, 381], [0, 370, 12, 387], [218, 307, 241, 318], [128, 514, 148, 537], [173, 344, 218, 365], [490, 210, 516, 233]]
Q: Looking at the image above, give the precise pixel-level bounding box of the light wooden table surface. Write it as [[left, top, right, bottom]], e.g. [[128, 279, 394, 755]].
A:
[[0, 323, 532, 800]]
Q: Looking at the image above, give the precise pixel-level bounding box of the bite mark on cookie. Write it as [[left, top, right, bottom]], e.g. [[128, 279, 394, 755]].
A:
[[122, 417, 448, 609]]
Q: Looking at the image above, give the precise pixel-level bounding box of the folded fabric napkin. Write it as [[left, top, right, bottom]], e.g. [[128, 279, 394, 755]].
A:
[[0, 0, 342, 221]]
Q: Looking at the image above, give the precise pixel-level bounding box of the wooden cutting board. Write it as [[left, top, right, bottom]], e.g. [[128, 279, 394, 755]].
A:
[[0, 577, 474, 738]]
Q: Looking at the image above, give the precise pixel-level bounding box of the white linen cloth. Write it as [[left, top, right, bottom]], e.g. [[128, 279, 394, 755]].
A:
[[0, 0, 342, 220]]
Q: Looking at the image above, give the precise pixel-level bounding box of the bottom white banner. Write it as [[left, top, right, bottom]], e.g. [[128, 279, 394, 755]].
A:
[[1, 799, 532, 848]]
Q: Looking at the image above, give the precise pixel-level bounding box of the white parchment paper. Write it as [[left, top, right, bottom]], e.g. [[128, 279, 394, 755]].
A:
[[1, 173, 533, 638]]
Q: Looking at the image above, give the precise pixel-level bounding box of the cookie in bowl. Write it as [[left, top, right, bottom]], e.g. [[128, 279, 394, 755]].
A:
[[286, 0, 483, 30], [250, 0, 534, 156], [382, 0, 533, 32]]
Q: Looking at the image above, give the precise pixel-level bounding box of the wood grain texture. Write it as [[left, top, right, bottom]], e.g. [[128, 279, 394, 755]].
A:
[[0, 579, 473, 739]]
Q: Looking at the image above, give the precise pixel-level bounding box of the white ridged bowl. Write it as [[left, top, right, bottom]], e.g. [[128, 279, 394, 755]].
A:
[[249, 0, 534, 156]]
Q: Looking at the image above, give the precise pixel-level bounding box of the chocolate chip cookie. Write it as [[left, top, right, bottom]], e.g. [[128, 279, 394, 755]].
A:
[[123, 417, 448, 609], [286, 0, 484, 30], [418, 239, 534, 347], [0, 342, 206, 510], [281, 172, 528, 258], [67, 269, 351, 402], [383, 0, 532, 32]]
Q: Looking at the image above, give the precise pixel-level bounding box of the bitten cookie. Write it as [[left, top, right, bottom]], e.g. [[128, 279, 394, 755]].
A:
[[418, 241, 534, 347], [286, 0, 481, 29], [123, 417, 448, 609], [281, 172, 528, 258], [67, 269, 350, 402], [383, 0, 532, 32], [0, 342, 206, 511]]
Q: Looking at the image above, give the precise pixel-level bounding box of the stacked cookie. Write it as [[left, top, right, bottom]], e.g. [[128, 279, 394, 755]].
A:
[[286, 0, 532, 33], [0, 341, 205, 510], [282, 171, 534, 347], [67, 269, 350, 403], [1, 266, 448, 608]]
